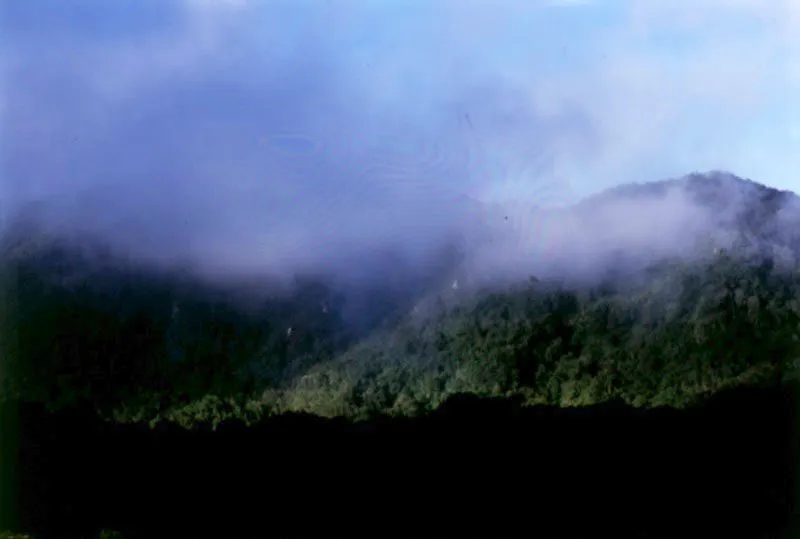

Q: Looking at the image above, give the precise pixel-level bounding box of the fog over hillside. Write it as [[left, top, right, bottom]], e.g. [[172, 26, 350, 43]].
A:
[[4, 1, 800, 354], [6, 169, 800, 420], [5, 0, 797, 299], [6, 171, 800, 334], [11, 164, 791, 312], [439, 171, 800, 294]]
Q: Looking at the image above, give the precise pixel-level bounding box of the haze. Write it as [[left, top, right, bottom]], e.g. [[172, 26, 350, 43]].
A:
[[2, 0, 797, 286]]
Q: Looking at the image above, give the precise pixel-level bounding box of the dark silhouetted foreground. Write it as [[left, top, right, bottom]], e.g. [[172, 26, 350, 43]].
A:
[[13, 387, 799, 539]]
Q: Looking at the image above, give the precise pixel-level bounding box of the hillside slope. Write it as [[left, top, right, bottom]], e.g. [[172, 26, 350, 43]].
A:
[[3, 171, 800, 425]]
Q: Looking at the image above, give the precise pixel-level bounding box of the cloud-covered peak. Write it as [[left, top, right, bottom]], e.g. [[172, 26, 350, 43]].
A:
[[2, 0, 796, 285]]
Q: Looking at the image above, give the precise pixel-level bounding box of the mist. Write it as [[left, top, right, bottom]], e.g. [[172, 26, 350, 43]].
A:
[[452, 171, 771, 294], [2, 0, 795, 299]]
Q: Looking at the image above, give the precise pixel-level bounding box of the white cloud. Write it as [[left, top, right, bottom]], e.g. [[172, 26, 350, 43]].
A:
[[3, 0, 798, 278]]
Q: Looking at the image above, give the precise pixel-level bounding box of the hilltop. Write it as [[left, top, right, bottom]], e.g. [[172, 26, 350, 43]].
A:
[[2, 171, 800, 425]]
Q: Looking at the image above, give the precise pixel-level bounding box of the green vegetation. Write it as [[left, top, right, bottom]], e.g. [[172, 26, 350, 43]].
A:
[[209, 251, 800, 421], [94, 247, 800, 428], [4, 175, 800, 429]]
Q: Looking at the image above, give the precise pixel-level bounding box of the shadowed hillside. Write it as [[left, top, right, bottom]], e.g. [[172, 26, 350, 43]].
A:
[[2, 171, 800, 426]]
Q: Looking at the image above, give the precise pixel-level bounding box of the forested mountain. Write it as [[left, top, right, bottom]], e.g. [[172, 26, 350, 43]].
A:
[[3, 171, 800, 427]]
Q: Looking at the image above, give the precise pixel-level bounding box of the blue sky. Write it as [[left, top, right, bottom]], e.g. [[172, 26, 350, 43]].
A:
[[1, 0, 798, 275]]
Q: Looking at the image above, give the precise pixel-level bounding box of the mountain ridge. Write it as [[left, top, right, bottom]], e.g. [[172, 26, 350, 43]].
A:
[[6, 169, 800, 332], [4, 170, 800, 420]]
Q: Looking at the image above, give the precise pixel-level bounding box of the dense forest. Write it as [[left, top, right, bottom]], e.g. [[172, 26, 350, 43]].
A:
[[3, 172, 800, 429]]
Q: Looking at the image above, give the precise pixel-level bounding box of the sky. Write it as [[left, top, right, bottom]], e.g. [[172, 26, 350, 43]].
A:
[[1, 0, 798, 279]]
